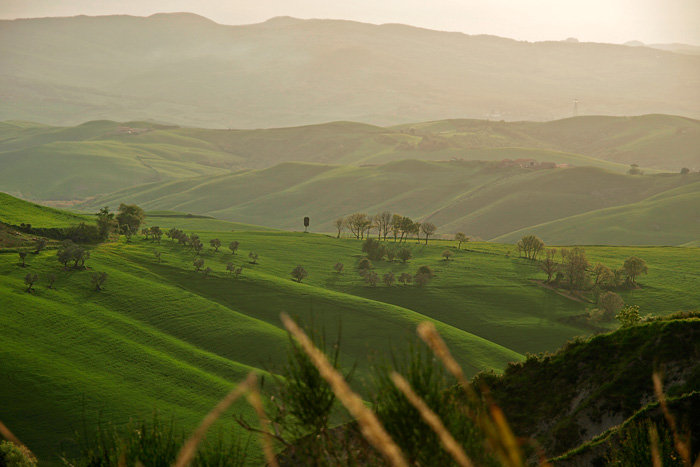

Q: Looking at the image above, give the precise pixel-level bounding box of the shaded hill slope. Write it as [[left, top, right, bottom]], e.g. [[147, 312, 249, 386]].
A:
[[1, 115, 697, 203], [475, 314, 700, 459], [81, 161, 700, 245]]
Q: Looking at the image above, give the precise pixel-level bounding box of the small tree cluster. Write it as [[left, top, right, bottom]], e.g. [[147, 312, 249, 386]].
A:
[[140, 226, 163, 243], [57, 240, 90, 270], [516, 235, 545, 260], [116, 204, 145, 242]]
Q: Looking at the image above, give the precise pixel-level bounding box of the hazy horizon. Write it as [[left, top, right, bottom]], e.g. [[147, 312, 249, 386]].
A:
[[2, 0, 700, 46]]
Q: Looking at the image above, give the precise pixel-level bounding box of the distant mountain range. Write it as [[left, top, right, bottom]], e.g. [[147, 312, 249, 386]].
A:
[[1, 13, 699, 128]]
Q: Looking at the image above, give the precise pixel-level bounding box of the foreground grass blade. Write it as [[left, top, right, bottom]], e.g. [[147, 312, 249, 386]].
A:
[[173, 373, 256, 467], [246, 380, 280, 467], [280, 312, 408, 467], [390, 371, 474, 467]]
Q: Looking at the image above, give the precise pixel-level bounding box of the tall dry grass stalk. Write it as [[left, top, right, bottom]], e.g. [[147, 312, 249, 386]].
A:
[[0, 420, 27, 450], [173, 372, 256, 467], [0, 420, 36, 464], [652, 372, 694, 467], [280, 312, 408, 467], [648, 423, 663, 467], [417, 321, 526, 467], [390, 371, 474, 467], [246, 380, 280, 467]]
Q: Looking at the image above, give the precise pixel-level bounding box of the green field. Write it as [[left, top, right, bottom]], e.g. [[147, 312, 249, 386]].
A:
[[1, 194, 698, 462]]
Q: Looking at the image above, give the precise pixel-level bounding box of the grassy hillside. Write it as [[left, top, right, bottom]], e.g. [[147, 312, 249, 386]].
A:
[[82, 161, 700, 245], [1, 194, 698, 461], [1, 14, 699, 128], [3, 114, 699, 202], [494, 181, 700, 245], [0, 192, 91, 227]]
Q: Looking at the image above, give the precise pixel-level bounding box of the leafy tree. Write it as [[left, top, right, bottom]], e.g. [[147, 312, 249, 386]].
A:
[[346, 213, 369, 239], [454, 232, 468, 249], [57, 241, 74, 269], [248, 251, 259, 264], [210, 238, 221, 252], [226, 262, 235, 275], [333, 262, 344, 274], [398, 216, 415, 242], [193, 257, 204, 272], [562, 247, 588, 290], [153, 250, 161, 263], [411, 222, 422, 242], [399, 272, 413, 286], [416, 265, 434, 278], [96, 207, 118, 240], [517, 235, 545, 260], [229, 240, 240, 255], [141, 227, 150, 240], [616, 305, 641, 327], [540, 249, 558, 282], [592, 263, 614, 287], [397, 247, 412, 263], [420, 222, 437, 244], [441, 250, 452, 261], [680, 167, 690, 174], [358, 258, 373, 272], [386, 248, 396, 262], [91, 272, 107, 291], [623, 256, 648, 287], [116, 204, 145, 242], [334, 217, 345, 238], [628, 164, 642, 175], [390, 214, 403, 242], [24, 273, 38, 293], [233, 266, 243, 278], [414, 272, 431, 287], [203, 267, 213, 278], [599, 291, 624, 319], [362, 238, 386, 261], [376, 211, 393, 240], [47, 273, 56, 289], [18, 252, 27, 267], [150, 226, 163, 243], [383, 272, 395, 287], [365, 271, 379, 287], [191, 237, 204, 255], [34, 238, 47, 254], [291, 265, 308, 283]]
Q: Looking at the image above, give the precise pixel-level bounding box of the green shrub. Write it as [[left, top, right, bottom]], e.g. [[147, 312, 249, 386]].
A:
[[0, 441, 36, 467]]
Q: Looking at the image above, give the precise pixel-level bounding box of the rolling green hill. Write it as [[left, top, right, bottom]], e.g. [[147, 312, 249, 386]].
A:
[[1, 193, 698, 462], [1, 14, 699, 128], [81, 160, 700, 245], [1, 114, 697, 203]]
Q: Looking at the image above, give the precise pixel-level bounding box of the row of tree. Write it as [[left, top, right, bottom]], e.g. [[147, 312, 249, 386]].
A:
[[335, 212, 437, 244]]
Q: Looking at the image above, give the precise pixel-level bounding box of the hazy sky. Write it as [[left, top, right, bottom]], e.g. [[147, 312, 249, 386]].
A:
[[2, 0, 699, 45]]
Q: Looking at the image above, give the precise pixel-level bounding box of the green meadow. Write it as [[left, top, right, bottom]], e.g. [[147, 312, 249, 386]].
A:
[[1, 196, 698, 461]]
